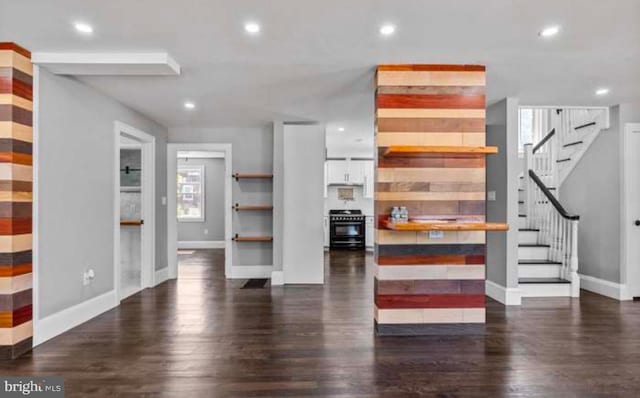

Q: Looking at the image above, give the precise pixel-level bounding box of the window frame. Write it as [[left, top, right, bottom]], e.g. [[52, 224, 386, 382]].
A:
[[177, 164, 206, 222]]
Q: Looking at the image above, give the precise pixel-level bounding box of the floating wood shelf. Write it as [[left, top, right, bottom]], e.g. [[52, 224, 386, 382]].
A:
[[233, 173, 273, 181], [233, 204, 273, 211], [232, 235, 273, 242], [384, 220, 508, 232], [382, 146, 498, 157], [120, 219, 143, 226]]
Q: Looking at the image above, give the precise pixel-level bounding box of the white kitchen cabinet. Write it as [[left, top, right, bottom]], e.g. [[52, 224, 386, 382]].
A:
[[362, 160, 375, 198], [323, 162, 328, 198], [326, 160, 369, 185], [365, 216, 374, 248], [326, 160, 350, 184], [324, 216, 330, 247]]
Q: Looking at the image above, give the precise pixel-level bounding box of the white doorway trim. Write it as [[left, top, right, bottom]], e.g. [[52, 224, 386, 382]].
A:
[[167, 143, 232, 279], [621, 122, 640, 300], [114, 121, 156, 302]]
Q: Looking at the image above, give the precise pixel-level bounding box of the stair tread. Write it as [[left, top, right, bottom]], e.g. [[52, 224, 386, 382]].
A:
[[563, 140, 583, 148], [519, 260, 562, 265], [519, 214, 526, 217], [519, 243, 550, 247], [518, 201, 524, 204], [519, 228, 540, 231], [519, 277, 571, 284]]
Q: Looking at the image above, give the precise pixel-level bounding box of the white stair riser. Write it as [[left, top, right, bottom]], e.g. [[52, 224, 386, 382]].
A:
[[520, 283, 571, 297], [518, 264, 562, 278], [518, 217, 527, 229], [518, 246, 549, 260], [518, 230, 537, 245], [518, 190, 525, 201]]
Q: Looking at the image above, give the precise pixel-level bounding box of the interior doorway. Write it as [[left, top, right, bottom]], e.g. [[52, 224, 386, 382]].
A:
[[114, 121, 156, 301], [167, 144, 232, 279], [622, 123, 640, 299]]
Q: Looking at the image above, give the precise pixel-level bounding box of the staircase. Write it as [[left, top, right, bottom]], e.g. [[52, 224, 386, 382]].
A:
[[517, 107, 609, 298]]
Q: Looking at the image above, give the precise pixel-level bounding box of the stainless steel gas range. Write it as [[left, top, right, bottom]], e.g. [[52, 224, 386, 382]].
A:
[[329, 209, 366, 250]]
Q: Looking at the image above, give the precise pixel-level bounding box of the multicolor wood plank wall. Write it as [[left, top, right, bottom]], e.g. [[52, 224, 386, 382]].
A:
[[0, 43, 33, 358], [374, 64, 487, 335]]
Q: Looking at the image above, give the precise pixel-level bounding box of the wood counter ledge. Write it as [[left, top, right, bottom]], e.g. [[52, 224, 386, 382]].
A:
[[382, 146, 498, 157], [384, 220, 508, 231]]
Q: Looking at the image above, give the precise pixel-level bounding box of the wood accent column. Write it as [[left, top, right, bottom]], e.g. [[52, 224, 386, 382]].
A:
[[374, 64, 487, 335], [0, 43, 33, 358]]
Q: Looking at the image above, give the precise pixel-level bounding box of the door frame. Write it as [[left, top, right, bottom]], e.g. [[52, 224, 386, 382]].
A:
[[621, 122, 640, 299], [113, 121, 156, 302], [167, 143, 232, 279]]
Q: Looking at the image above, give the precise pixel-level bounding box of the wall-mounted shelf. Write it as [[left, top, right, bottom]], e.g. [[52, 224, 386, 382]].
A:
[[233, 204, 273, 211], [120, 219, 144, 226], [382, 146, 498, 157], [384, 220, 508, 232], [233, 173, 273, 181], [232, 234, 273, 242]]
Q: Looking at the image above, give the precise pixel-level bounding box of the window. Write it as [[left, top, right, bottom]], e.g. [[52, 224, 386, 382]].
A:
[[519, 108, 534, 153], [177, 165, 205, 222]]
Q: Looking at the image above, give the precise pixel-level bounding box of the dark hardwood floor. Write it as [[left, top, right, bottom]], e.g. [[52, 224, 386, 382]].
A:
[[2, 249, 640, 397]]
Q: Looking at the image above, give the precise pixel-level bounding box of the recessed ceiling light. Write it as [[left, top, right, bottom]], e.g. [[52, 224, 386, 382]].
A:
[[244, 22, 261, 34], [380, 24, 396, 36], [595, 88, 610, 96], [74, 22, 94, 34], [184, 101, 196, 110], [338, 127, 345, 132], [539, 25, 560, 38]]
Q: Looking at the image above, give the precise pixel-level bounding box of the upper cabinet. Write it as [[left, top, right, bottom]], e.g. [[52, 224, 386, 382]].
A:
[[325, 160, 374, 197]]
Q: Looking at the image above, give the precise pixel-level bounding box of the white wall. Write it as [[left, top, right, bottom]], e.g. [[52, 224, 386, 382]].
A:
[[282, 124, 325, 284], [177, 157, 225, 242], [37, 69, 168, 318], [561, 102, 640, 285], [486, 98, 519, 290]]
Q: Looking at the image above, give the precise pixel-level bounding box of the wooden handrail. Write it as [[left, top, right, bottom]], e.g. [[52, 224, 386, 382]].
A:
[[532, 128, 555, 154], [528, 170, 579, 220]]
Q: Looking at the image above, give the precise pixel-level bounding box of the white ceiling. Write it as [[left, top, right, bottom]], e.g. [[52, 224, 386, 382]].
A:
[[2, 0, 639, 146]]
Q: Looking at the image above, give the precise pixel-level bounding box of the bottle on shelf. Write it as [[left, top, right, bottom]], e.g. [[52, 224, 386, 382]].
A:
[[391, 206, 400, 223], [399, 206, 409, 224]]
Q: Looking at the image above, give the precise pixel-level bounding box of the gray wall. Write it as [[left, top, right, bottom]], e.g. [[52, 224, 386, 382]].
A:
[[38, 69, 168, 318], [168, 127, 273, 266], [561, 103, 640, 284], [282, 124, 325, 283], [177, 157, 225, 241], [486, 98, 520, 288]]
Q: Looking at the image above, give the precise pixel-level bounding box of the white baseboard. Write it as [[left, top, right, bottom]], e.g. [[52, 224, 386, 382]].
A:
[[271, 270, 284, 286], [485, 280, 522, 305], [155, 267, 170, 285], [229, 265, 273, 279], [579, 274, 629, 300], [178, 240, 225, 249], [34, 290, 117, 347]]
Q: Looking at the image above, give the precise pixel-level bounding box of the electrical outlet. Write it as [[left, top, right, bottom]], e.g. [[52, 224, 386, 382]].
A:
[[161, 196, 167, 206], [428, 231, 445, 239], [83, 269, 95, 286], [488, 191, 496, 201], [204, 229, 209, 235]]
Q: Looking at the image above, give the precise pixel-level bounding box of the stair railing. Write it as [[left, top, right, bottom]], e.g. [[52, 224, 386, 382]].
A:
[[523, 148, 580, 297]]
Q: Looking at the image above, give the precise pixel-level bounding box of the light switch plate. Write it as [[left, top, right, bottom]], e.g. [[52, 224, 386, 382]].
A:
[[428, 231, 445, 239], [488, 191, 496, 201]]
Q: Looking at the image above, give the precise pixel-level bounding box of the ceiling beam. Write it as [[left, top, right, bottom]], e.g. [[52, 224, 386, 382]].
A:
[[31, 52, 180, 76]]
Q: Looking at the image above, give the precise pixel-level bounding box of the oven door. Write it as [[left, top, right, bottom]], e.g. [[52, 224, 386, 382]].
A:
[[330, 219, 364, 248]]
